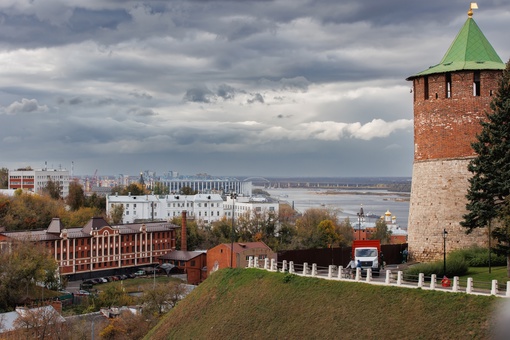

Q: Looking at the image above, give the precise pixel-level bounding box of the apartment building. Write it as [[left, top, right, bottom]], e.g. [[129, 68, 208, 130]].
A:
[[107, 193, 225, 224], [8, 167, 70, 198]]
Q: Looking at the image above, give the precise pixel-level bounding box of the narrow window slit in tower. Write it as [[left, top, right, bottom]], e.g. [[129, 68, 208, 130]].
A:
[[424, 76, 429, 100], [445, 73, 452, 98], [473, 71, 481, 96]]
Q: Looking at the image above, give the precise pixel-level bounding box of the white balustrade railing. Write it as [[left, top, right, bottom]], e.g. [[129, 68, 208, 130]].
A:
[[245, 257, 508, 298]]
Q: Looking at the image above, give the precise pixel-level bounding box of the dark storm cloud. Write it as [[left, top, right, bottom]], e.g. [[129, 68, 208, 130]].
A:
[[216, 84, 237, 100], [183, 86, 216, 103], [0, 0, 508, 177], [247, 93, 264, 104]]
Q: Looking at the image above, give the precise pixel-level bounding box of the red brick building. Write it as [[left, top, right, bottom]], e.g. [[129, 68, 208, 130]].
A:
[[206, 241, 276, 274], [159, 250, 207, 285], [0, 217, 178, 280]]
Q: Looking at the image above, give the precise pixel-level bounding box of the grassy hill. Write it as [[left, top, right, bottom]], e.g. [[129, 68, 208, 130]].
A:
[[147, 268, 502, 339]]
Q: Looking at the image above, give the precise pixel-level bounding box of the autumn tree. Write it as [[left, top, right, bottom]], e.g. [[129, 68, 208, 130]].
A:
[[0, 167, 8, 188], [13, 305, 67, 340], [62, 207, 99, 227], [151, 181, 169, 195], [84, 192, 106, 212], [369, 218, 392, 244], [0, 240, 58, 311], [42, 179, 62, 200], [172, 217, 204, 250], [93, 284, 134, 310], [66, 180, 85, 211], [293, 208, 341, 249], [111, 183, 145, 196], [138, 281, 187, 315], [109, 204, 124, 224], [179, 186, 197, 195], [317, 219, 341, 248], [461, 59, 510, 276], [0, 193, 62, 231]]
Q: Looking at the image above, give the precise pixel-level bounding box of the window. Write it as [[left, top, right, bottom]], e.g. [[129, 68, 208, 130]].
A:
[[424, 76, 429, 100], [445, 73, 451, 98], [474, 71, 481, 96]]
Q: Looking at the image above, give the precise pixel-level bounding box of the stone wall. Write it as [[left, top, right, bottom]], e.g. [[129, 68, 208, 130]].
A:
[[407, 158, 487, 262]]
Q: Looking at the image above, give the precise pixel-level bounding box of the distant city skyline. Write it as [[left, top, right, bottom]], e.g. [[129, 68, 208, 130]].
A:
[[1, 1, 509, 177]]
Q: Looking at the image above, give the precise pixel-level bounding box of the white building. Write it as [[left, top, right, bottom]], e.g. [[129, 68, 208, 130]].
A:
[[107, 193, 225, 224], [107, 194, 279, 225], [8, 168, 70, 198], [224, 196, 279, 221]]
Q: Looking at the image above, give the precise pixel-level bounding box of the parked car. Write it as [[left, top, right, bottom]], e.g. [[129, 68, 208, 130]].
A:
[[83, 279, 95, 285], [127, 273, 136, 279], [120, 275, 128, 280], [76, 290, 90, 296], [135, 270, 145, 276]]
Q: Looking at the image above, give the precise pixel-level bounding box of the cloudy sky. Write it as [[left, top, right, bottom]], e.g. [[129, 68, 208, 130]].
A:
[[0, 1, 509, 178]]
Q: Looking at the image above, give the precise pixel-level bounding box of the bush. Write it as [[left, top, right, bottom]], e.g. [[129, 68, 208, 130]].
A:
[[404, 255, 468, 278], [449, 246, 506, 267]]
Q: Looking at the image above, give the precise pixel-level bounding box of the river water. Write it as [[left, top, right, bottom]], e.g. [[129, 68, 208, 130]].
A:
[[263, 187, 410, 229]]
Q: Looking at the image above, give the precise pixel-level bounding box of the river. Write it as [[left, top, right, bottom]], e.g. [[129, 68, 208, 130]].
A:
[[263, 187, 410, 229]]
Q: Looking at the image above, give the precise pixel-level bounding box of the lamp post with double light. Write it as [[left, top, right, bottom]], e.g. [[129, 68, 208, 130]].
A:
[[357, 206, 364, 240], [230, 193, 237, 268]]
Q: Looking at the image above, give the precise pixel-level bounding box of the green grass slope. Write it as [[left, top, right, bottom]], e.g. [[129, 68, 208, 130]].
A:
[[147, 268, 502, 339]]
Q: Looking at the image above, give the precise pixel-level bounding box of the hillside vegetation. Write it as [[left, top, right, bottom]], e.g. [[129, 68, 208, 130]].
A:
[[147, 268, 502, 339]]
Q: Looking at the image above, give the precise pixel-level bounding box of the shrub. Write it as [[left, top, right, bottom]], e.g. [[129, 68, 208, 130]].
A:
[[449, 246, 506, 267], [404, 254, 468, 278]]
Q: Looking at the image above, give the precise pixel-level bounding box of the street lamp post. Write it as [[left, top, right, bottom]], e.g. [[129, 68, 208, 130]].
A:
[[443, 228, 448, 276], [488, 220, 492, 274], [230, 193, 237, 268], [357, 206, 364, 240]]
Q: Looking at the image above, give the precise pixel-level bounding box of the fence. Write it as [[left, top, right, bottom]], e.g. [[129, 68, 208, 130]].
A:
[[277, 243, 408, 268], [247, 257, 510, 298]]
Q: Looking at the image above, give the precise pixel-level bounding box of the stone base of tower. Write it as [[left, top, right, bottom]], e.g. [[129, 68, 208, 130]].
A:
[[408, 158, 487, 262]]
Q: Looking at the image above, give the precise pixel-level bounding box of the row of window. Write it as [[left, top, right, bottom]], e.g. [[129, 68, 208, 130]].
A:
[[422, 71, 486, 100], [56, 242, 172, 260], [49, 232, 171, 248]]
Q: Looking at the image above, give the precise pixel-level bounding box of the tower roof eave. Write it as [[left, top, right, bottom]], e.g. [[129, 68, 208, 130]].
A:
[[406, 61, 505, 80]]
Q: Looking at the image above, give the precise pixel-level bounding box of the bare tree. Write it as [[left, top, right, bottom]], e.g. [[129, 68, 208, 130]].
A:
[[13, 305, 66, 340]]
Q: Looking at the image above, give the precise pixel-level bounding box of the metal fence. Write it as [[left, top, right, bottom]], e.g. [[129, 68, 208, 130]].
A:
[[277, 243, 408, 268]]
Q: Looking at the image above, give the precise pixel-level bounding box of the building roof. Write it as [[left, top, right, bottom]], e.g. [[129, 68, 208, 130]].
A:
[[1, 217, 178, 241], [220, 241, 272, 253], [407, 15, 504, 80], [159, 250, 205, 261]]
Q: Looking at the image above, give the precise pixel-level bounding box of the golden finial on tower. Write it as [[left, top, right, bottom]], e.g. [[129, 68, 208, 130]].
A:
[[468, 2, 478, 17]]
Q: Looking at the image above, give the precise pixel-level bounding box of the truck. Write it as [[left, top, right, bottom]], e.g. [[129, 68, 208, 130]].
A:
[[352, 240, 381, 276]]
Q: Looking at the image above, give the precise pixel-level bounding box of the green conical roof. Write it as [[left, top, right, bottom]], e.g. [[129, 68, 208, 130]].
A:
[[407, 17, 504, 80]]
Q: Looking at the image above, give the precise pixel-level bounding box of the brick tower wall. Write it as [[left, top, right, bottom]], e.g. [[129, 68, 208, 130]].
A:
[[408, 70, 501, 262]]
